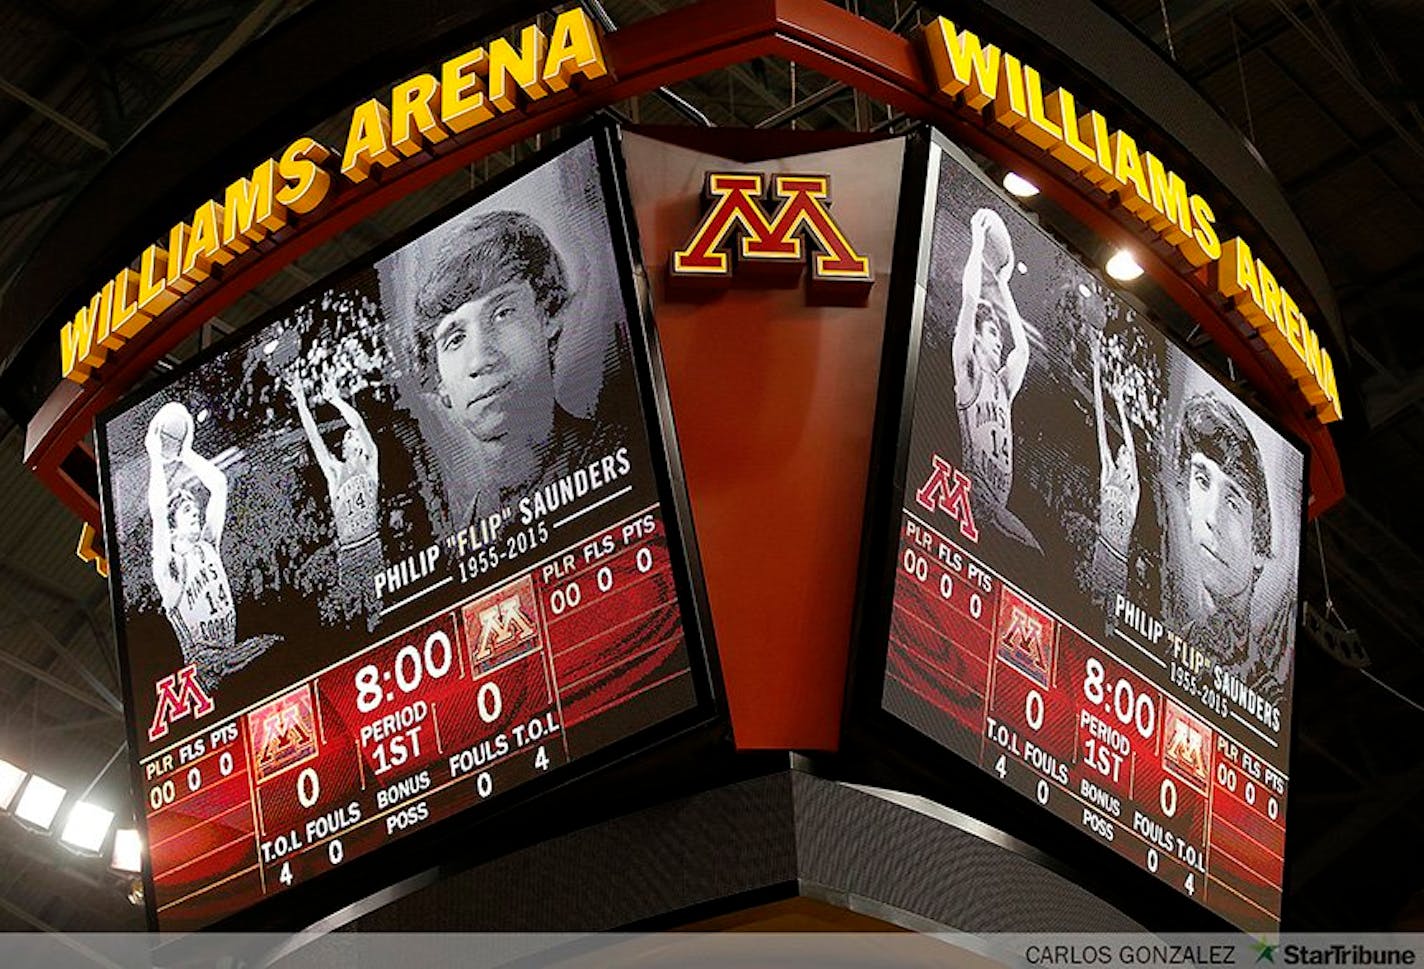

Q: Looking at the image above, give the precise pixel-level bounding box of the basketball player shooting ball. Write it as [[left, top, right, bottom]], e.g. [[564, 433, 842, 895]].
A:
[[145, 402, 237, 693], [146, 402, 278, 692], [1089, 305, 1140, 609], [952, 207, 1041, 553], [286, 372, 382, 625]]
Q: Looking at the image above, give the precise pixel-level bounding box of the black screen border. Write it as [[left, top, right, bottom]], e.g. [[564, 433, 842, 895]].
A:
[[96, 120, 726, 935], [841, 125, 1312, 935]]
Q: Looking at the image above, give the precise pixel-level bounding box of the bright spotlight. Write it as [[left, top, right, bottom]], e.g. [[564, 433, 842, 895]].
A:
[[0, 759, 26, 812], [13, 775, 66, 831], [111, 828, 143, 873], [1106, 249, 1145, 281], [1002, 172, 1040, 198], [60, 801, 115, 855]]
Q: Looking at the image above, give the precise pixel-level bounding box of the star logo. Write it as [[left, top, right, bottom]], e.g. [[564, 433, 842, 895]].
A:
[[1253, 940, 1278, 963]]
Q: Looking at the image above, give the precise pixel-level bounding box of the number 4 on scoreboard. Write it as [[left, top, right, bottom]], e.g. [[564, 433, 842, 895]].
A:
[[994, 755, 1007, 779], [279, 862, 293, 887]]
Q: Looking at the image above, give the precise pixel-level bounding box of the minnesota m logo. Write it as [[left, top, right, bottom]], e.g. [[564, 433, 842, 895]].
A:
[[915, 454, 979, 543], [473, 595, 537, 662], [671, 172, 872, 304], [148, 664, 215, 742]]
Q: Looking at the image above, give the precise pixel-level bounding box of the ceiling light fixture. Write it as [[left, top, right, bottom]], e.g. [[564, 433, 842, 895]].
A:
[[111, 828, 143, 874], [1106, 249, 1145, 281], [60, 801, 115, 855], [13, 775, 66, 832], [1002, 172, 1040, 198], [0, 759, 26, 812]]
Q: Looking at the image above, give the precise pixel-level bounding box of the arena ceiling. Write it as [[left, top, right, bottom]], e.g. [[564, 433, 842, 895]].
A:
[[0, 0, 1419, 934]]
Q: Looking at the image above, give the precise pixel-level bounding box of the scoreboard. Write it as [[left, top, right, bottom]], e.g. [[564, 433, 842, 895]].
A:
[[139, 507, 687, 930], [98, 128, 716, 932], [854, 132, 1304, 934], [887, 512, 1287, 928]]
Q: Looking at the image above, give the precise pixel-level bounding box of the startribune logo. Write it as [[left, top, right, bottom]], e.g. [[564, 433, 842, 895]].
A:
[[670, 171, 872, 304]]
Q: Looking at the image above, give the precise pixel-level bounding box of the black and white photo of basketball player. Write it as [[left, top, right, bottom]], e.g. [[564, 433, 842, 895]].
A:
[[951, 207, 1040, 554], [102, 134, 653, 732], [1089, 322, 1141, 610], [102, 281, 424, 706], [143, 402, 273, 692], [287, 371, 382, 626], [379, 139, 630, 539], [1162, 385, 1299, 707], [911, 142, 1170, 633]]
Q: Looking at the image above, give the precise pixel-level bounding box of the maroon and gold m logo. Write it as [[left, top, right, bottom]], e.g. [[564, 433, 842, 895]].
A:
[[148, 664, 215, 743], [474, 595, 537, 662], [670, 172, 872, 304]]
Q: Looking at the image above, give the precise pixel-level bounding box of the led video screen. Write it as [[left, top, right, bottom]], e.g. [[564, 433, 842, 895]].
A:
[[865, 134, 1303, 933], [98, 129, 714, 932]]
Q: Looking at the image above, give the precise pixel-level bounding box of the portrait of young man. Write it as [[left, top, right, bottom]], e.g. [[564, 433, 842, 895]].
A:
[[400, 209, 618, 532], [1171, 391, 1293, 703]]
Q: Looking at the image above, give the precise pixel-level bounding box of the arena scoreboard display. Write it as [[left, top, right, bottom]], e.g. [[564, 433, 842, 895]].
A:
[[97, 127, 717, 932], [851, 132, 1306, 933]]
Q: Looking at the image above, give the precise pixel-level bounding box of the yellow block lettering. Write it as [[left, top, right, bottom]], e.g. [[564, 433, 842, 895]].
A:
[[184, 200, 225, 280], [60, 298, 101, 381], [990, 52, 1028, 129], [391, 74, 448, 157], [341, 99, 399, 183], [542, 8, 607, 92], [1279, 288, 1306, 365], [223, 159, 286, 252], [1021, 67, 1063, 149], [1078, 111, 1115, 186], [1110, 132, 1151, 214], [137, 243, 178, 320], [487, 24, 549, 112], [923, 18, 1000, 109], [442, 47, 493, 133], [1317, 348, 1342, 422], [1256, 259, 1282, 328], [166, 223, 194, 294], [1217, 237, 1262, 315], [1182, 195, 1221, 266], [1046, 88, 1096, 170], [277, 137, 333, 216], [110, 267, 150, 342], [1145, 153, 1192, 242], [1300, 317, 1323, 384]]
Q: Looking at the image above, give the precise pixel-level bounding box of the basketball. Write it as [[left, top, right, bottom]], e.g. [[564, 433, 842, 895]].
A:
[[1077, 282, 1108, 332], [980, 210, 1014, 274], [153, 402, 194, 460]]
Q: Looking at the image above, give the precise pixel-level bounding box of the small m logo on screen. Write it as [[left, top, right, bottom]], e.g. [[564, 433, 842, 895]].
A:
[[473, 595, 537, 662], [148, 664, 215, 742], [670, 172, 872, 304], [915, 454, 979, 543]]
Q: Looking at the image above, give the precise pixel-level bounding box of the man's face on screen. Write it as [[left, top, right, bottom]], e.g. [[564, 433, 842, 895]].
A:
[[433, 279, 557, 449], [170, 492, 201, 543], [1185, 452, 1261, 602]]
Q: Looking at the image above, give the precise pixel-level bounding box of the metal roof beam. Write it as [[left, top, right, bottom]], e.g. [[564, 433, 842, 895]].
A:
[[0, 76, 109, 153], [0, 649, 121, 719], [111, 6, 239, 54], [1259, 45, 1424, 217], [0, 169, 88, 220]]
